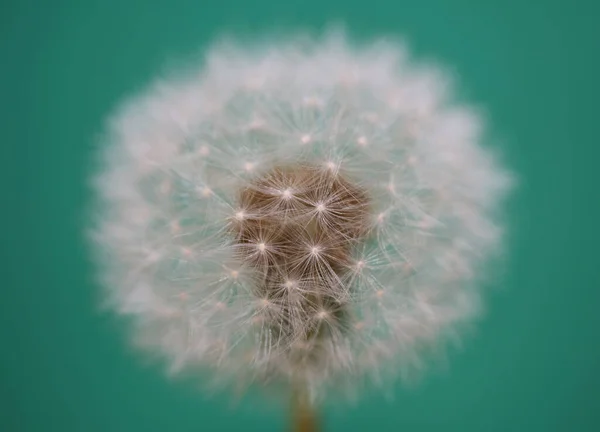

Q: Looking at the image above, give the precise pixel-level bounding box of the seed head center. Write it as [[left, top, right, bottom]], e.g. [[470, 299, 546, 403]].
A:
[[230, 163, 372, 342]]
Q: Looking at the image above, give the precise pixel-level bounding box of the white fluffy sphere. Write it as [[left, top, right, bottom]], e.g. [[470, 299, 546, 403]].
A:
[[90, 28, 513, 404]]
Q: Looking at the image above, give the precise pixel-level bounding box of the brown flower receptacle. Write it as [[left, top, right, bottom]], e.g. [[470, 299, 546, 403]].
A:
[[230, 163, 372, 430]]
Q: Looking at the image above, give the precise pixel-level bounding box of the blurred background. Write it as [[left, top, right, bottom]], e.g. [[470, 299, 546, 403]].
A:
[[2, 0, 598, 430]]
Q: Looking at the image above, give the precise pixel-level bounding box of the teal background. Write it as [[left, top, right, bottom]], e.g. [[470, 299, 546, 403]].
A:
[[2, 0, 599, 431]]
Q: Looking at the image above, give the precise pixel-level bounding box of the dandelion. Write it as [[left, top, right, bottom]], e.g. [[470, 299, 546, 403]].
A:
[[89, 28, 513, 431]]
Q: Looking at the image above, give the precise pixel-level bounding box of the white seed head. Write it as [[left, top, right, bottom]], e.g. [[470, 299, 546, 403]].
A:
[[90, 27, 514, 406]]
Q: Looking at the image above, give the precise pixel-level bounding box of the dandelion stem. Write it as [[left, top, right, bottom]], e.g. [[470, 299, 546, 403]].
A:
[[292, 386, 319, 432]]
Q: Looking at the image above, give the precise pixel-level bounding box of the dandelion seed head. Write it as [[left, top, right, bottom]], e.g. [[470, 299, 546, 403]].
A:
[[90, 27, 514, 405]]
